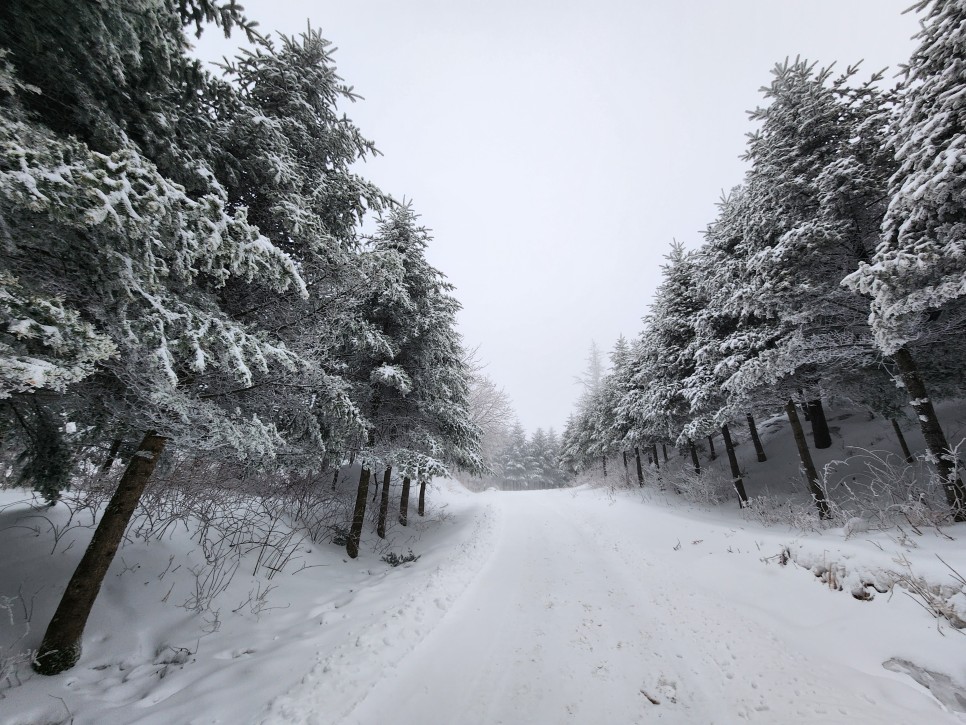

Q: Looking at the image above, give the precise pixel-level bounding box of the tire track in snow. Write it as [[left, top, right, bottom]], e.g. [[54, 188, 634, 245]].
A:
[[341, 493, 722, 725]]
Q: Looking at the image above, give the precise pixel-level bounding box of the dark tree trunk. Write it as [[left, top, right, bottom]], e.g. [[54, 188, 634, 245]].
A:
[[651, 443, 660, 470], [622, 451, 630, 484], [662, 443, 668, 463], [418, 478, 427, 516], [785, 401, 831, 519], [746, 412, 767, 462], [348, 452, 356, 465], [807, 399, 832, 449], [798, 390, 810, 421], [893, 347, 966, 521], [331, 464, 340, 491], [721, 424, 748, 507], [601, 455, 607, 477], [689, 439, 701, 475], [399, 476, 411, 526], [346, 465, 371, 559], [891, 418, 915, 464], [688, 438, 701, 474], [707, 434, 717, 460], [634, 446, 644, 486], [99, 437, 123, 475], [34, 432, 167, 675], [377, 466, 392, 539]]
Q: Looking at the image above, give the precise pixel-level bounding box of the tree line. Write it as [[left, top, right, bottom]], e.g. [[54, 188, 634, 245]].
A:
[[559, 0, 966, 522], [0, 1, 482, 675]]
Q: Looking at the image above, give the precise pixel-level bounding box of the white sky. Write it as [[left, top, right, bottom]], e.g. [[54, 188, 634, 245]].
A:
[[192, 0, 919, 433]]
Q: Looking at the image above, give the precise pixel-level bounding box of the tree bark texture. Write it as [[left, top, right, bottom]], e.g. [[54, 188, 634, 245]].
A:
[[807, 399, 832, 449], [622, 451, 630, 485], [893, 346, 966, 521], [689, 439, 701, 475], [377, 466, 392, 539], [651, 443, 660, 471], [417, 478, 427, 516], [601, 455, 607, 477], [399, 476, 411, 526], [707, 434, 717, 460], [634, 446, 644, 486], [746, 413, 767, 462], [721, 424, 748, 507], [346, 465, 371, 559], [891, 418, 915, 464], [34, 432, 167, 675], [662, 443, 668, 463], [785, 400, 831, 519]]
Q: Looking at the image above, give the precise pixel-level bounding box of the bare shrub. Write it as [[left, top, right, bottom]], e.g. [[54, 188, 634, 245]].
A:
[[819, 447, 954, 530]]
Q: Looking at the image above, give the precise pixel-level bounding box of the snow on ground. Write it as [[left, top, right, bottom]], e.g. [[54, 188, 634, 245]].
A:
[[3, 405, 966, 723]]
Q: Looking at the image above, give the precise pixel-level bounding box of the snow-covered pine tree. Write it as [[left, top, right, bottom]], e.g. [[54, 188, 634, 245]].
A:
[[619, 244, 708, 459], [698, 61, 894, 433], [344, 204, 482, 555], [844, 0, 966, 519], [0, 3, 387, 674]]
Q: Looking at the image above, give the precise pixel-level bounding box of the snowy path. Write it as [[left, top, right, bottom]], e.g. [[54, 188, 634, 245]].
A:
[[335, 489, 959, 725]]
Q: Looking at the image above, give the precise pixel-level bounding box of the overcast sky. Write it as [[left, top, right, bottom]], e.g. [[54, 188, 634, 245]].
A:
[[193, 1, 919, 433]]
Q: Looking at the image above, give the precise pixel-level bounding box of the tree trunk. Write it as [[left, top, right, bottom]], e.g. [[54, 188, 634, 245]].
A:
[[891, 418, 915, 464], [798, 390, 810, 421], [893, 346, 966, 521], [634, 446, 644, 486], [689, 439, 701, 475], [34, 432, 167, 675], [746, 413, 767, 462], [721, 424, 748, 507], [346, 465, 371, 559], [331, 463, 340, 491], [785, 400, 831, 519], [601, 455, 607, 477], [371, 468, 380, 502], [707, 434, 717, 460], [418, 478, 427, 516], [807, 399, 832, 449], [651, 443, 660, 471], [622, 451, 630, 485], [377, 466, 392, 539], [399, 476, 411, 526], [662, 443, 668, 463], [99, 437, 123, 475]]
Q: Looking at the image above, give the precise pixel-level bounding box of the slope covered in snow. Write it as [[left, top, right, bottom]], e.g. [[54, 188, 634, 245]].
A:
[[3, 405, 966, 723]]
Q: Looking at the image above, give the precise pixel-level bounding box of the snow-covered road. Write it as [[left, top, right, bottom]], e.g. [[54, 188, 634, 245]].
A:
[[332, 489, 960, 725]]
